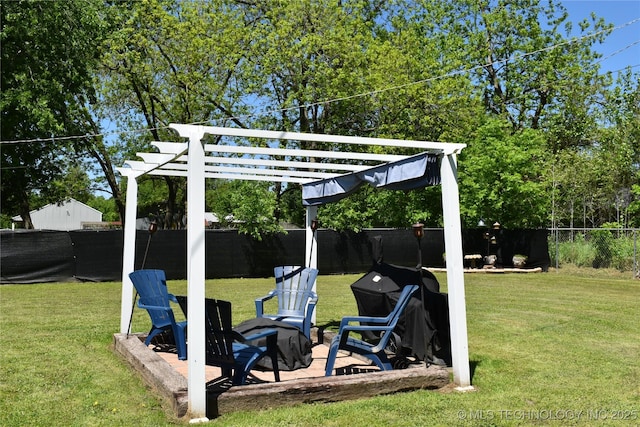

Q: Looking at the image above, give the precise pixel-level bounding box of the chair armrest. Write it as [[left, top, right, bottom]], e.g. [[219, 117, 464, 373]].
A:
[[137, 302, 172, 312], [255, 290, 278, 317], [308, 292, 318, 304], [338, 314, 391, 329], [305, 293, 319, 312], [335, 323, 394, 349], [255, 290, 277, 303], [340, 324, 395, 334]]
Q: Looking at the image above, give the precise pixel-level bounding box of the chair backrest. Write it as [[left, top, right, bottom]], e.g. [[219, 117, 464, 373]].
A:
[[387, 284, 420, 327], [177, 295, 237, 366], [203, 298, 240, 366], [129, 269, 175, 326], [371, 284, 420, 353], [273, 266, 319, 316]]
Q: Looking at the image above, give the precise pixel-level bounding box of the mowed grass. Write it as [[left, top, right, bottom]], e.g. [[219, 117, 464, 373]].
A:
[[1, 271, 638, 426]]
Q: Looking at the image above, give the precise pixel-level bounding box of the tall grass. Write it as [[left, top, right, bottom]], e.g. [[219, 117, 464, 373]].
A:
[[551, 232, 637, 271], [1, 272, 639, 426], [554, 233, 596, 268]]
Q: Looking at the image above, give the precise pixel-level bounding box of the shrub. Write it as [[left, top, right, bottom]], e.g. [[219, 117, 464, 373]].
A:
[[609, 234, 635, 271], [591, 228, 615, 268], [555, 233, 596, 268]]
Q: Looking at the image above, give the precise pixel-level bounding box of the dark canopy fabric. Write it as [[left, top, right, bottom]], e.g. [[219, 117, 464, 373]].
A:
[[302, 153, 440, 206]]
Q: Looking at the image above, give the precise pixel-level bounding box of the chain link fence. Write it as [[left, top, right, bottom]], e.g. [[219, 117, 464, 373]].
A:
[[549, 228, 639, 277]]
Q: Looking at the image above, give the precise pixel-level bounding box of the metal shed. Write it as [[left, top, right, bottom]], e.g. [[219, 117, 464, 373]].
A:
[[12, 198, 103, 231]]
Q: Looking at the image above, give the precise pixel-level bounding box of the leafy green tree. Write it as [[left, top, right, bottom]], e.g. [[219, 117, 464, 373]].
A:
[[235, 1, 385, 232], [626, 185, 640, 227], [318, 184, 444, 232], [76, 110, 130, 224], [246, 1, 377, 133], [205, 180, 283, 239], [1, 0, 108, 227], [551, 70, 640, 228], [550, 150, 594, 228], [99, 0, 255, 225], [318, 187, 379, 232], [243, 1, 483, 231], [86, 195, 120, 223], [0, 214, 12, 229], [458, 118, 550, 228], [597, 70, 640, 226], [7, 0, 628, 234], [403, 0, 610, 134], [49, 164, 94, 204], [229, 181, 283, 239], [390, 0, 630, 230]]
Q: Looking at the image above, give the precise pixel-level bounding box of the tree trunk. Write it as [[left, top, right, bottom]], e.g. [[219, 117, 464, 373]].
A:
[[19, 192, 34, 229], [84, 117, 127, 225]]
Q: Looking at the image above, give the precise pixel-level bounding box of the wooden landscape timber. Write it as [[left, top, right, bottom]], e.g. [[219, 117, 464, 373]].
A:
[[113, 329, 450, 420]]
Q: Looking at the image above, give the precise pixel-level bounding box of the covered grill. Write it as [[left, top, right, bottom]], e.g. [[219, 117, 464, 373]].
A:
[[349, 239, 451, 366]]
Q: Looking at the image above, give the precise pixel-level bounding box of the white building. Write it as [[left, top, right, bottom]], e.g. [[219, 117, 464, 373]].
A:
[[12, 199, 102, 231]]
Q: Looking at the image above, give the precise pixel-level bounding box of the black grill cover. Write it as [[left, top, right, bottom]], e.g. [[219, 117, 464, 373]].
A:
[[234, 318, 312, 371], [350, 262, 451, 365]]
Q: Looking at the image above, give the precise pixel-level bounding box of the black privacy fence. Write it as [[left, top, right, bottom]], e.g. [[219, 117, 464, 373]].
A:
[[0, 228, 550, 284]]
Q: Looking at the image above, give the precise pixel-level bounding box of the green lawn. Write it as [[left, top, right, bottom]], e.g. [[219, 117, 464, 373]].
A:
[[1, 272, 638, 426]]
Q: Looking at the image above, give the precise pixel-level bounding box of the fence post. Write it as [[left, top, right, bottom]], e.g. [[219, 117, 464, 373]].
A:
[[634, 229, 637, 279], [555, 228, 559, 271]]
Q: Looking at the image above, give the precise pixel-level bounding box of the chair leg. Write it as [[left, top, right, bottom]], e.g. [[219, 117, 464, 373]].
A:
[[233, 368, 247, 386], [303, 321, 311, 341], [266, 333, 280, 382], [144, 327, 163, 346], [362, 352, 393, 371], [222, 367, 233, 382], [174, 326, 187, 360], [324, 338, 340, 376]]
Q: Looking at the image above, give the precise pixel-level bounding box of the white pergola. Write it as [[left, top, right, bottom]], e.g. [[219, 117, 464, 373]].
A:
[[118, 124, 472, 422]]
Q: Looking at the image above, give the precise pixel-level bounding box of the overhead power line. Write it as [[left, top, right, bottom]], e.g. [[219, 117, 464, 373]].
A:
[[2, 17, 639, 146]]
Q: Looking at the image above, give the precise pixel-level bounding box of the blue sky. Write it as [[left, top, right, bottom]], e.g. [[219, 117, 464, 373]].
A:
[[561, 0, 640, 75]]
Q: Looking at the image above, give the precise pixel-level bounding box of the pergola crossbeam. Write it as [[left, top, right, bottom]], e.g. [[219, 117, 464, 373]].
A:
[[205, 156, 369, 172], [138, 152, 370, 172], [148, 163, 338, 180], [168, 123, 466, 154], [145, 169, 323, 183], [202, 143, 405, 162]]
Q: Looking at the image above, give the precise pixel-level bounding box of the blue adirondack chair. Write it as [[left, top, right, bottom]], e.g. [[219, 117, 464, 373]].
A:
[[176, 296, 280, 385], [324, 284, 420, 376], [128, 269, 187, 360], [255, 266, 319, 339]]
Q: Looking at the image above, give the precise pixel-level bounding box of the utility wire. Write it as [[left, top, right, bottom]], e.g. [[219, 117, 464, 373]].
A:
[[2, 17, 639, 146]]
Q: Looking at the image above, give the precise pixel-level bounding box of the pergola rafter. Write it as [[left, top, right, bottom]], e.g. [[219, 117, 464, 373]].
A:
[[118, 124, 471, 422]]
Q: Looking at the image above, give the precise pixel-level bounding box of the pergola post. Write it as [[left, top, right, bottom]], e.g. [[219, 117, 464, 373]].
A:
[[440, 153, 472, 388], [120, 171, 138, 334], [305, 205, 318, 270], [184, 128, 208, 421], [305, 205, 318, 323]]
